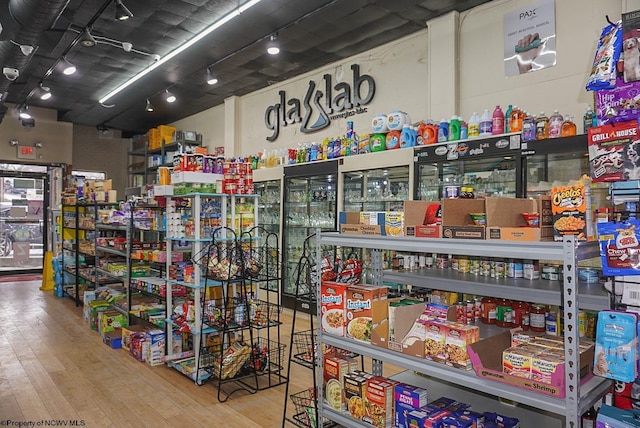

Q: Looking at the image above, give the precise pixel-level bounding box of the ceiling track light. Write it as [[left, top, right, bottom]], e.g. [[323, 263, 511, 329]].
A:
[[18, 105, 31, 120], [39, 84, 52, 100], [9, 40, 35, 56], [145, 99, 154, 112], [267, 33, 280, 55], [165, 89, 176, 103], [206, 68, 218, 85], [115, 0, 133, 21], [60, 57, 76, 75], [79, 27, 97, 48]]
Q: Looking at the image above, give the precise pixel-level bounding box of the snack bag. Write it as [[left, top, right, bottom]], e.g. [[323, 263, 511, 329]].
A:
[[598, 219, 640, 275], [587, 20, 622, 91], [594, 311, 638, 383]]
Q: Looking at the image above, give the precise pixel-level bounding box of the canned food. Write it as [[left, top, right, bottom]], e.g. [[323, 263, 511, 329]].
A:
[[451, 256, 459, 271], [541, 272, 560, 281], [458, 256, 470, 273], [578, 268, 601, 284], [465, 300, 475, 324], [481, 296, 497, 324], [469, 257, 480, 275], [491, 259, 506, 278], [578, 310, 586, 337], [511, 301, 530, 330], [445, 185, 460, 198], [585, 311, 597, 339], [474, 297, 482, 323], [542, 264, 562, 274], [455, 303, 467, 324], [480, 260, 491, 276], [436, 255, 449, 269], [546, 312, 558, 335], [495, 298, 513, 328], [507, 260, 523, 278]]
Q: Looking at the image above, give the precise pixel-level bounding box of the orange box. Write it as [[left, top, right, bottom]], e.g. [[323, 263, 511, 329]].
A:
[[444, 322, 479, 370], [364, 377, 395, 428], [345, 285, 388, 343], [321, 281, 348, 337], [551, 185, 587, 241]]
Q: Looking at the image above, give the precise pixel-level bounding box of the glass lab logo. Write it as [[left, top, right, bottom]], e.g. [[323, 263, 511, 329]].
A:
[[264, 64, 376, 141]]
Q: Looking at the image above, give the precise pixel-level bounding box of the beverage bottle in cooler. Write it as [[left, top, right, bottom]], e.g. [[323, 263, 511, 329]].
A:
[[449, 115, 461, 141], [492, 105, 504, 135], [561, 116, 577, 137], [548, 109, 563, 138], [504, 104, 513, 133], [438, 119, 449, 142], [583, 106, 596, 133], [468, 112, 480, 138], [479, 109, 492, 137], [535, 112, 549, 140], [522, 112, 536, 142], [509, 106, 524, 132]]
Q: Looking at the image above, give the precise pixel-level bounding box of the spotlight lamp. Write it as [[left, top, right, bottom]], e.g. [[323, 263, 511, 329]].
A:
[[60, 57, 76, 75], [267, 34, 280, 55], [39, 84, 52, 100], [18, 105, 31, 120], [80, 28, 97, 47], [206, 68, 218, 85], [145, 99, 154, 112], [115, 0, 133, 21], [165, 89, 176, 103]]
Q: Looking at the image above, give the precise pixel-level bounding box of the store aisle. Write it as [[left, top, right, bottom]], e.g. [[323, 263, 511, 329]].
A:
[[0, 280, 307, 427]]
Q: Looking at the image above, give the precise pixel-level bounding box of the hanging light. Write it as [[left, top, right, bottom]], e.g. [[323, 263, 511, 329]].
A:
[[39, 84, 52, 100], [60, 57, 76, 75], [165, 89, 176, 103], [18, 105, 31, 120], [145, 99, 154, 112], [115, 0, 133, 21], [206, 68, 218, 85], [267, 34, 280, 55], [79, 28, 97, 47]]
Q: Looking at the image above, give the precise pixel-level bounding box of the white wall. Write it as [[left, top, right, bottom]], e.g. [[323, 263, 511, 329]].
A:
[[171, 103, 225, 152]]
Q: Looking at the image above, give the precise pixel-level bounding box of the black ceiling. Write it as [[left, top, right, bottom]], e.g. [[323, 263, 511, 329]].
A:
[[0, 0, 494, 136]]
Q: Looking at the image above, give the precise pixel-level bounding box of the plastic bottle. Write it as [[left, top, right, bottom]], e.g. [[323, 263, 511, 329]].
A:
[[400, 125, 414, 148], [468, 112, 480, 138], [548, 109, 564, 138], [583, 106, 596, 133], [535, 112, 549, 140], [492, 106, 504, 135], [479, 109, 492, 137], [509, 106, 524, 132], [460, 121, 468, 140], [561, 116, 577, 137], [504, 104, 513, 133], [438, 119, 449, 142], [370, 134, 386, 152], [449, 115, 461, 141], [386, 130, 401, 150], [522, 112, 536, 142], [423, 122, 438, 144]]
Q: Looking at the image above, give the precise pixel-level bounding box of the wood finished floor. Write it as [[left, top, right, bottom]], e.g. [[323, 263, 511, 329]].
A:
[[0, 280, 316, 428]]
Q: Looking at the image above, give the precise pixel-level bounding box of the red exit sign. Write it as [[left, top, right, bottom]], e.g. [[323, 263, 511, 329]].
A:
[[17, 145, 36, 160]]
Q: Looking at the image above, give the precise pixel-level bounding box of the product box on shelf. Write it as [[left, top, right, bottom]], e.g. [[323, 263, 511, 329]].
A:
[[467, 329, 594, 398], [370, 297, 430, 358], [550, 185, 587, 241], [121, 325, 147, 351], [87, 300, 111, 331], [145, 329, 166, 366], [403, 200, 442, 239], [343, 372, 368, 420], [323, 354, 358, 411], [395, 383, 428, 428], [363, 377, 395, 428], [103, 330, 122, 349], [339, 211, 385, 235], [321, 281, 348, 337], [98, 310, 128, 335], [441, 199, 486, 239], [345, 284, 388, 343], [485, 197, 553, 242]]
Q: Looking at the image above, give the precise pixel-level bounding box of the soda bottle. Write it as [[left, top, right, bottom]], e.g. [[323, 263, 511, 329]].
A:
[[548, 109, 563, 138], [492, 105, 504, 135], [535, 112, 549, 140], [468, 112, 480, 138], [561, 116, 577, 137]]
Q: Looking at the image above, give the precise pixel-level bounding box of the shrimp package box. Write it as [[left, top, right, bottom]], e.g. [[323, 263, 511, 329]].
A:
[[593, 310, 638, 383], [345, 285, 388, 343], [598, 219, 640, 276], [550, 185, 588, 242], [321, 281, 348, 337]]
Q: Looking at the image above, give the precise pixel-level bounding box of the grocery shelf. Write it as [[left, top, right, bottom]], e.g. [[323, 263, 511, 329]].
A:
[[95, 245, 127, 257], [321, 333, 610, 417], [384, 269, 609, 311], [95, 267, 126, 280], [96, 224, 128, 231]]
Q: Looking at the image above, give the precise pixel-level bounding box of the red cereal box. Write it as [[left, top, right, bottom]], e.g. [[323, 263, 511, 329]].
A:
[[364, 377, 395, 428], [321, 281, 348, 337]]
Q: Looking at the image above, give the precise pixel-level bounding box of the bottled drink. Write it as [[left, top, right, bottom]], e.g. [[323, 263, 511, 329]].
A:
[[548, 109, 563, 138], [561, 116, 577, 137], [504, 104, 513, 133], [479, 109, 492, 137], [581, 406, 597, 428], [468, 112, 480, 138], [535, 112, 549, 140], [492, 105, 504, 135], [583, 106, 596, 133], [509, 106, 524, 132], [522, 112, 536, 142]]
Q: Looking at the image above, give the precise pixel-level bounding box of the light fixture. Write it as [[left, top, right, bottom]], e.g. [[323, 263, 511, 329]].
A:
[[165, 89, 176, 103], [206, 68, 218, 85], [115, 0, 133, 21], [79, 28, 97, 47], [122, 42, 133, 52], [18, 105, 31, 120], [9, 140, 18, 147], [99, 0, 263, 104], [39, 84, 52, 100], [267, 34, 280, 55], [9, 40, 34, 56], [60, 57, 76, 75], [145, 99, 154, 112]]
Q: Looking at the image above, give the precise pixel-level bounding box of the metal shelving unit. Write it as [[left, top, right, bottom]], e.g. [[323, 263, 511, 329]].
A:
[[316, 233, 612, 428]]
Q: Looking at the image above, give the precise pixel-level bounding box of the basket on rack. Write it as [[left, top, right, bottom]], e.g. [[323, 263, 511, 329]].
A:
[[212, 342, 252, 379]]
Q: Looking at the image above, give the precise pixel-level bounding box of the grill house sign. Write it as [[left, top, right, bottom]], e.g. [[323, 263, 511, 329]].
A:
[[264, 64, 376, 141]]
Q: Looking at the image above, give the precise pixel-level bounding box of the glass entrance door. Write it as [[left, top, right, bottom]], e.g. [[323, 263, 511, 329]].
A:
[[0, 171, 48, 272]]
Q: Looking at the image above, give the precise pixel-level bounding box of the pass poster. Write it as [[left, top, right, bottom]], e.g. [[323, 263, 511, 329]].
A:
[[503, 0, 556, 77]]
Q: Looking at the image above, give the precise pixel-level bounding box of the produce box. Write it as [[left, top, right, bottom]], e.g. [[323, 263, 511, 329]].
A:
[[441, 198, 486, 239], [468, 330, 594, 398], [485, 197, 553, 241]]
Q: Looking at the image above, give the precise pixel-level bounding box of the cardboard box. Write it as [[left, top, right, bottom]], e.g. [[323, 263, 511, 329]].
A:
[[371, 298, 428, 358], [363, 377, 395, 428], [404, 200, 442, 238], [99, 310, 128, 335], [550, 185, 587, 241], [441, 199, 486, 239], [321, 281, 348, 337], [343, 372, 368, 420], [345, 285, 388, 343], [395, 383, 429, 428], [324, 355, 358, 411], [103, 330, 122, 349], [340, 211, 385, 235], [145, 329, 166, 366], [121, 325, 147, 351], [468, 330, 594, 398], [485, 197, 553, 242]]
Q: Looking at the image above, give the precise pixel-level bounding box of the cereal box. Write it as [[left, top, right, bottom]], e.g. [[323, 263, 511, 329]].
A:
[[502, 346, 536, 379], [343, 372, 368, 420], [453, 410, 486, 428], [550, 185, 587, 241], [425, 397, 457, 411], [346, 285, 388, 343], [424, 320, 448, 362], [323, 355, 358, 411], [422, 409, 452, 428], [364, 377, 395, 428], [531, 354, 564, 384], [406, 409, 433, 428], [395, 383, 429, 428], [321, 281, 348, 337], [444, 323, 479, 370]]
